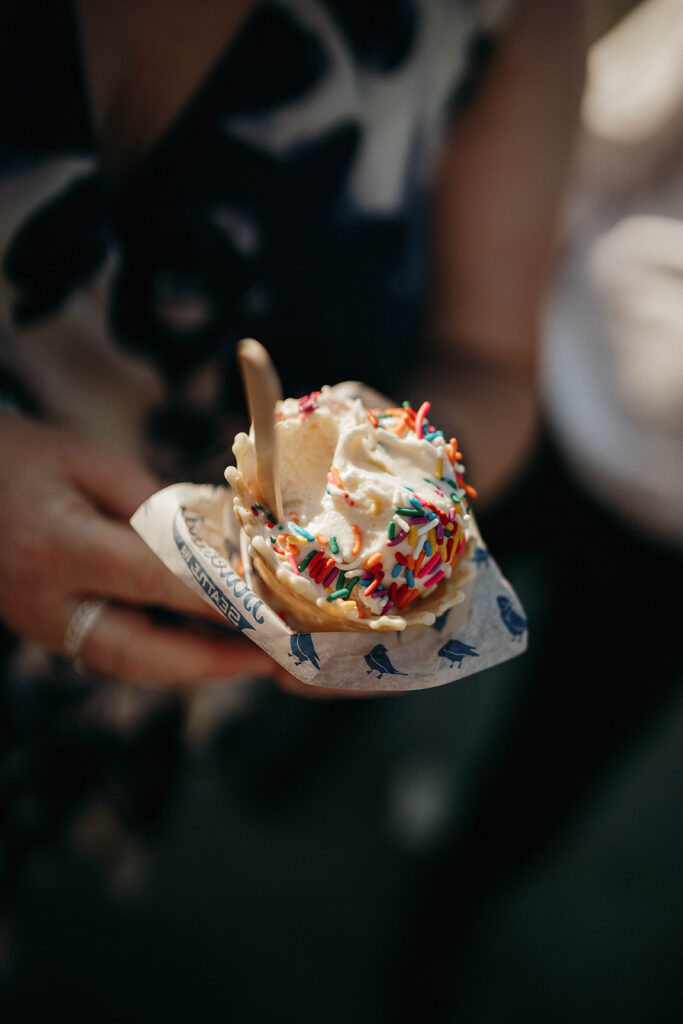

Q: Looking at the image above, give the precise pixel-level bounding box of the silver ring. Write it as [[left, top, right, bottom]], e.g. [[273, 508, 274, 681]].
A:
[[63, 598, 107, 669]]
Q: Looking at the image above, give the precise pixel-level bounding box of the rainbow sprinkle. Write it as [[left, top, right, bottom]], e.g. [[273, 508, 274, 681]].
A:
[[248, 394, 476, 616]]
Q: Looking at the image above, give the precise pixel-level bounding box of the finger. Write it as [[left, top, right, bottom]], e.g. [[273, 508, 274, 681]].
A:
[[81, 603, 275, 686], [66, 514, 227, 622], [63, 436, 160, 519]]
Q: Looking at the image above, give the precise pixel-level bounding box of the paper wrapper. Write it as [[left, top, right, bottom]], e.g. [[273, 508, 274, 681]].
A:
[[131, 483, 528, 692]]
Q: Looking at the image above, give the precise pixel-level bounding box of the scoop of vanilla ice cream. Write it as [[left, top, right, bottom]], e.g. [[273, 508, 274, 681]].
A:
[[226, 384, 474, 628]]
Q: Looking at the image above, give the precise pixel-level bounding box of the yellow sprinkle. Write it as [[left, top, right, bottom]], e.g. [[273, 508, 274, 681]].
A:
[[439, 540, 448, 561], [429, 528, 437, 551], [367, 458, 387, 472], [436, 457, 443, 479], [371, 499, 380, 516], [409, 525, 417, 546], [286, 534, 307, 546]]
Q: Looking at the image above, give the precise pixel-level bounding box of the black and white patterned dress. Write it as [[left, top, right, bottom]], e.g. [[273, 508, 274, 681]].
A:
[[1, 0, 510, 465]]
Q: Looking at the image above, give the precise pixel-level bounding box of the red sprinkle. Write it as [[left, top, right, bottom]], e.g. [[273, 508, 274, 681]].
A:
[[424, 570, 445, 588], [397, 585, 419, 609], [418, 552, 441, 579], [363, 573, 384, 597], [414, 401, 431, 439], [287, 552, 300, 574], [299, 391, 320, 414], [400, 589, 420, 609], [424, 500, 450, 523], [314, 557, 336, 584], [307, 550, 325, 576]]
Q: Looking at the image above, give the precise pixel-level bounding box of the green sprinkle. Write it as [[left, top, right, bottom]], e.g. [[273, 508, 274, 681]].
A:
[[377, 441, 388, 450], [330, 535, 339, 554], [395, 507, 422, 517], [388, 522, 396, 539], [298, 550, 316, 571], [402, 400, 412, 408], [345, 576, 360, 595], [376, 413, 392, 419], [450, 493, 462, 504], [327, 589, 349, 602], [254, 503, 264, 510], [337, 570, 347, 590]]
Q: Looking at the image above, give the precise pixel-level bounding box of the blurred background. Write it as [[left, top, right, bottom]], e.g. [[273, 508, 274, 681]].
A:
[[1, 1, 682, 1022]]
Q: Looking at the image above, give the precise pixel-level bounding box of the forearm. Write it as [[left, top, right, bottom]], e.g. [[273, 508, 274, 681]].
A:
[[422, 0, 586, 504], [430, 0, 586, 373], [412, 352, 539, 507]]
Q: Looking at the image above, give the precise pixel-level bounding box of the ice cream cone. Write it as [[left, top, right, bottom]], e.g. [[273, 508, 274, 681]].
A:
[[226, 382, 479, 634], [242, 531, 476, 633]]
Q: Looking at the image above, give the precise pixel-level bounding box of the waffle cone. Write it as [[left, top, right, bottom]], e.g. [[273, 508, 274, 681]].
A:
[[250, 538, 477, 633]]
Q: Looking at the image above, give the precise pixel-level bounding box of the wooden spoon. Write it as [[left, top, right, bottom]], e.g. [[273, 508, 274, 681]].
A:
[[237, 337, 285, 523]]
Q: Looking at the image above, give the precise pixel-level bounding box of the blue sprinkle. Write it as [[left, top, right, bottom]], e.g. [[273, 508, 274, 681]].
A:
[[290, 522, 315, 541], [404, 485, 415, 492], [406, 569, 415, 588], [425, 430, 444, 442], [409, 497, 423, 510], [424, 541, 432, 557], [391, 563, 403, 578], [426, 511, 438, 520]]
